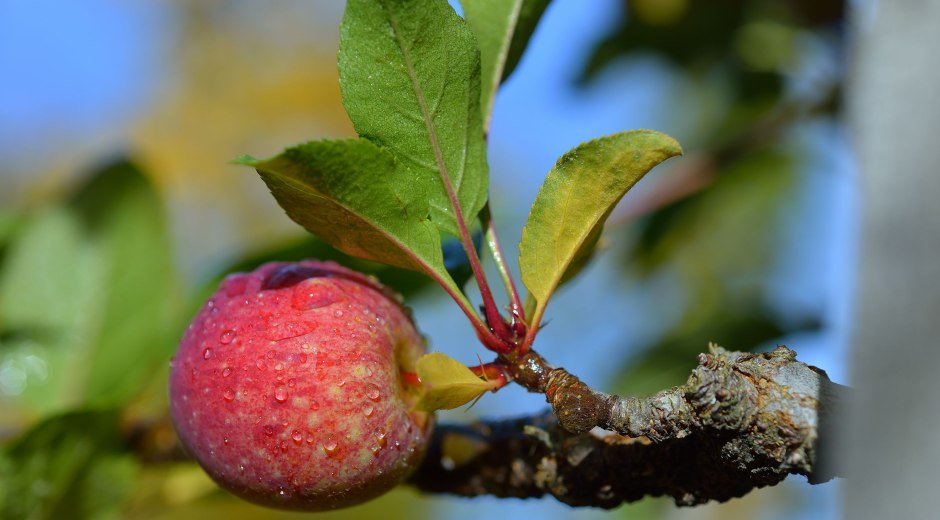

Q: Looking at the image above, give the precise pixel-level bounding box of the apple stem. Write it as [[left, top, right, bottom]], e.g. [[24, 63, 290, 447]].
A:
[[459, 219, 514, 344], [449, 207, 514, 348]]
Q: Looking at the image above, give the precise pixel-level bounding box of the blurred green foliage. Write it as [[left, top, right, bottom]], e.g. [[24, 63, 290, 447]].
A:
[[0, 160, 181, 421], [615, 152, 820, 396], [1, 411, 137, 520], [0, 160, 442, 519]]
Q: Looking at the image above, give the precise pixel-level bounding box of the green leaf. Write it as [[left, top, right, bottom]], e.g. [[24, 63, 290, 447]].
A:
[[0, 211, 22, 248], [0, 206, 105, 415], [240, 139, 462, 297], [68, 160, 182, 406], [0, 160, 182, 416], [519, 130, 682, 324], [0, 410, 138, 520], [414, 352, 497, 412], [461, 0, 551, 129], [338, 0, 489, 236]]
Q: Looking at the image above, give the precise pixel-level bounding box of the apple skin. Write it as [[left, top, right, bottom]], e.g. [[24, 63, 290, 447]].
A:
[[169, 260, 432, 511]]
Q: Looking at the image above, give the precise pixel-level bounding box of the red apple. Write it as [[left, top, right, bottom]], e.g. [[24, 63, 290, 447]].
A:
[[169, 261, 432, 510]]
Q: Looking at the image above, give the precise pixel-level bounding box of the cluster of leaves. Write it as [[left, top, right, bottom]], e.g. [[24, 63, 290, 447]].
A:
[[0, 0, 674, 513], [241, 0, 680, 409]]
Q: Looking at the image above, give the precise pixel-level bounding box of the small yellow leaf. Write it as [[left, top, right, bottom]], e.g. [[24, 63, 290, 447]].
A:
[[414, 352, 498, 412]]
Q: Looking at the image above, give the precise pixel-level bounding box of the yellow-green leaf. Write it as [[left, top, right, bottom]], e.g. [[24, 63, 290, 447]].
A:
[[519, 130, 682, 327], [414, 352, 498, 412]]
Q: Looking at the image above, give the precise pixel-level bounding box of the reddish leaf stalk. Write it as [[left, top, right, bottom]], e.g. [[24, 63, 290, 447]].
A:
[[468, 362, 510, 390], [383, 5, 512, 351], [483, 205, 527, 339]]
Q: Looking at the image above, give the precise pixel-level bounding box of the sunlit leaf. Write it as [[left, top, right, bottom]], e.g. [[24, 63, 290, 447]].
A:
[[461, 0, 551, 129], [414, 352, 497, 412], [339, 0, 489, 236], [519, 130, 681, 325], [240, 140, 463, 298]]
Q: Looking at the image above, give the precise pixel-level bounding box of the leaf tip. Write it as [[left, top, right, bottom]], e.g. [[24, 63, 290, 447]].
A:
[[231, 154, 260, 167]]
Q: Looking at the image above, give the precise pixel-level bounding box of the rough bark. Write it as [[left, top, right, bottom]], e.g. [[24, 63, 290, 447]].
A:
[[409, 345, 844, 507]]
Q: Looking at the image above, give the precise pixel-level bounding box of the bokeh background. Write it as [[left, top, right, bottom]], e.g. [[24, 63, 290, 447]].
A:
[[0, 0, 906, 518]]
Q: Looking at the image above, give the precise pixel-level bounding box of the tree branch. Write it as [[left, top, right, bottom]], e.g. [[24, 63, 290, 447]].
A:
[[131, 345, 844, 507], [409, 345, 845, 507]]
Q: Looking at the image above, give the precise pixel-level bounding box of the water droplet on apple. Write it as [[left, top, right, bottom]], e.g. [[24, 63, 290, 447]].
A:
[[291, 430, 303, 444], [222, 367, 232, 377], [370, 445, 382, 457], [366, 384, 382, 401], [287, 378, 295, 387], [322, 438, 339, 458], [223, 389, 235, 402], [203, 348, 212, 360], [274, 386, 288, 403], [255, 359, 265, 371], [263, 425, 274, 437], [291, 287, 338, 311], [373, 427, 387, 448], [266, 350, 276, 359], [299, 353, 308, 364], [363, 405, 374, 417], [274, 362, 284, 371], [220, 329, 236, 344], [310, 400, 320, 410]]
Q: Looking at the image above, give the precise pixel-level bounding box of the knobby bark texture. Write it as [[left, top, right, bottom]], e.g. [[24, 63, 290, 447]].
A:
[[409, 345, 845, 507]]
